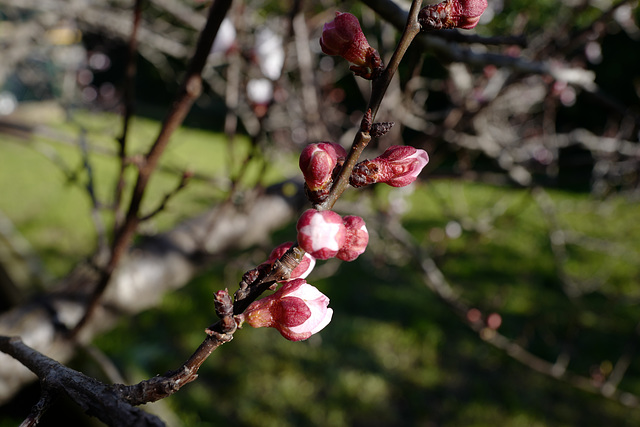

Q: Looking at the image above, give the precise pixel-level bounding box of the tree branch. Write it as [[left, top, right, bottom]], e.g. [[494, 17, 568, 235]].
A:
[[0, 186, 297, 405], [114, 0, 145, 229], [360, 0, 597, 90], [70, 0, 234, 337], [0, 336, 165, 426]]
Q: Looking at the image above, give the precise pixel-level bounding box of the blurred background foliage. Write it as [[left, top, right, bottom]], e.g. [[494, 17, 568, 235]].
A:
[[1, 0, 640, 425]]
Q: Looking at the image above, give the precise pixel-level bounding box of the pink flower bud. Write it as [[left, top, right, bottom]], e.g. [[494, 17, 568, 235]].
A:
[[454, 0, 488, 29], [265, 242, 316, 280], [244, 279, 333, 341], [297, 209, 346, 260], [299, 143, 338, 191], [336, 216, 369, 262], [419, 0, 488, 31], [329, 142, 348, 162], [350, 145, 429, 188], [320, 12, 376, 68]]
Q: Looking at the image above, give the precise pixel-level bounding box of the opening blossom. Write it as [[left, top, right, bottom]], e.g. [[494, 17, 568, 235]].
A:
[[263, 242, 316, 280], [243, 279, 333, 341], [320, 12, 381, 77], [418, 0, 489, 30], [297, 209, 347, 260], [350, 145, 430, 188]]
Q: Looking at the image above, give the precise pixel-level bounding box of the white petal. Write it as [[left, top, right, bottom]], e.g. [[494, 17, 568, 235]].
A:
[[300, 214, 343, 251], [310, 308, 333, 334]]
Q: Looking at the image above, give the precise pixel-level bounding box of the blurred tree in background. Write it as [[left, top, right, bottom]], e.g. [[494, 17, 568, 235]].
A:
[[1, 0, 639, 425]]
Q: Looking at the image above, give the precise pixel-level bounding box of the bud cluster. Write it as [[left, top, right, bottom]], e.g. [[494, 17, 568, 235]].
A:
[[296, 209, 369, 262], [254, 142, 428, 341], [300, 143, 429, 198], [225, 8, 444, 343], [239, 208, 370, 341]]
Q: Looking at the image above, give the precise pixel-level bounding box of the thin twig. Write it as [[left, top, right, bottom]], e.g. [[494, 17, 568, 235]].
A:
[[113, 2, 431, 405], [79, 129, 109, 255], [292, 4, 326, 141], [114, 0, 145, 230], [18, 390, 54, 427], [139, 171, 192, 222], [384, 212, 640, 409], [0, 336, 165, 426], [114, 332, 233, 405], [70, 0, 234, 338], [431, 30, 527, 46]]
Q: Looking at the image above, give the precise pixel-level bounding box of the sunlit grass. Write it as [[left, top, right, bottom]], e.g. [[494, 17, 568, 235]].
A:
[[3, 109, 640, 425], [0, 110, 296, 278]]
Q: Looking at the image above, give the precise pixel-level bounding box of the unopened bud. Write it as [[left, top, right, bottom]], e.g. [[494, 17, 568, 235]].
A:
[[419, 0, 488, 31], [336, 216, 369, 262], [320, 12, 372, 66], [299, 142, 346, 191], [320, 12, 382, 77], [350, 145, 429, 188]]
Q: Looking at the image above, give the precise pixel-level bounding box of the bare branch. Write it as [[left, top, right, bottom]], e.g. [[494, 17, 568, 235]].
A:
[[114, 0, 145, 229], [70, 0, 234, 337], [0, 336, 165, 426], [0, 187, 297, 404], [78, 129, 110, 255], [430, 29, 527, 46], [18, 389, 53, 427], [360, 0, 597, 90], [139, 171, 192, 222]]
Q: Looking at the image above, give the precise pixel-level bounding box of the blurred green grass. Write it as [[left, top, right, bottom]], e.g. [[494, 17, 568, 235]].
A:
[[95, 174, 639, 425], [2, 111, 640, 425], [0, 109, 295, 278]]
